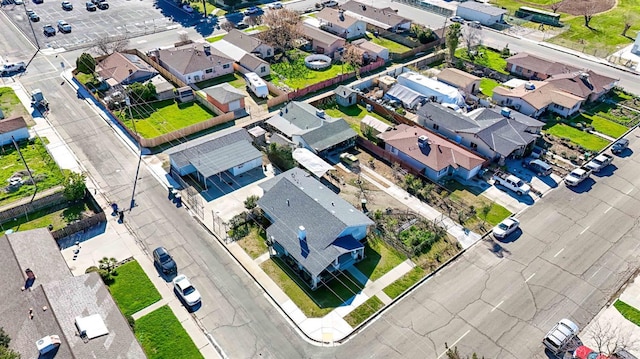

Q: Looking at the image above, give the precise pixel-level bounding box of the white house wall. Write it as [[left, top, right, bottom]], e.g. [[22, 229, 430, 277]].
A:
[[230, 157, 262, 176], [0, 128, 29, 146], [456, 8, 502, 25]]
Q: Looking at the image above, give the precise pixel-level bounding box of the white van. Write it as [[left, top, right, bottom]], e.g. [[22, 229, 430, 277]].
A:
[[245, 72, 268, 98]]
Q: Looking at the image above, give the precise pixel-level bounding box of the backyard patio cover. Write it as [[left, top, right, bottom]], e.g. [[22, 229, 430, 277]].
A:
[[292, 148, 335, 178], [189, 141, 262, 178]]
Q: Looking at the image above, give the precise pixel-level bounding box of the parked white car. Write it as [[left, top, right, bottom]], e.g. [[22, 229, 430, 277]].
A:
[[173, 274, 201, 306], [492, 217, 520, 239], [542, 318, 579, 354]]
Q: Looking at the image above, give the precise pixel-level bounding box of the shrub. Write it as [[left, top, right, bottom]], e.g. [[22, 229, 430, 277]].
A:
[[126, 315, 135, 331], [85, 266, 100, 274]]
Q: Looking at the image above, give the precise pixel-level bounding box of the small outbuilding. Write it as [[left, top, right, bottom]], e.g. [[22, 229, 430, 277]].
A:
[[335, 85, 358, 107], [360, 115, 391, 137], [437, 68, 481, 95], [456, 2, 507, 26], [0, 116, 29, 146], [203, 83, 246, 113]]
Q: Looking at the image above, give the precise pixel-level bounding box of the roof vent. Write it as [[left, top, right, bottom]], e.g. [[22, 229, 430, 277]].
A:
[[524, 82, 535, 90]]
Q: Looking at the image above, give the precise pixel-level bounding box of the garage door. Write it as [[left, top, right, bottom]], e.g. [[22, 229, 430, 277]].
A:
[[228, 100, 241, 111]]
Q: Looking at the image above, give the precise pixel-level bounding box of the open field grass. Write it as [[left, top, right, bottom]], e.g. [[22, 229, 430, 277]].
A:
[[1, 199, 95, 234], [455, 47, 509, 74], [135, 306, 204, 359], [322, 104, 391, 135], [106, 260, 162, 317], [544, 123, 611, 152], [195, 73, 246, 89], [343, 296, 384, 327], [447, 181, 512, 227], [367, 33, 411, 53], [614, 300, 640, 326], [569, 113, 628, 138], [354, 236, 407, 282], [271, 50, 353, 89], [261, 257, 364, 317], [0, 87, 30, 121], [116, 100, 216, 139]]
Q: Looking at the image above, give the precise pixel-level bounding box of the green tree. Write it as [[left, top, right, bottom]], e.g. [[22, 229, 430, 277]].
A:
[[446, 23, 462, 61], [480, 204, 491, 228], [267, 143, 296, 171], [0, 328, 10, 348], [98, 257, 118, 283], [63, 171, 87, 201], [244, 195, 260, 210], [127, 82, 156, 103], [76, 53, 96, 75], [0, 346, 20, 359]]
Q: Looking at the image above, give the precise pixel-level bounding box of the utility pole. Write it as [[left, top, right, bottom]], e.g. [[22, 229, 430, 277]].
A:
[[12, 136, 37, 203], [126, 94, 143, 212]]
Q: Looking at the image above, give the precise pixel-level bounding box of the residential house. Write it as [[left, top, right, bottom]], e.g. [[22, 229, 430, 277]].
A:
[[361, 115, 391, 137], [340, 1, 412, 32], [97, 52, 158, 86], [167, 127, 262, 187], [505, 52, 580, 80], [417, 102, 544, 160], [145, 74, 176, 100], [203, 83, 246, 113], [397, 71, 465, 107], [0, 116, 28, 146], [352, 38, 389, 61], [437, 68, 481, 95], [300, 23, 346, 58], [220, 29, 274, 59], [265, 101, 357, 157], [0, 228, 146, 359], [152, 44, 234, 84], [334, 85, 358, 107], [378, 124, 485, 181], [455, 1, 507, 26], [492, 80, 584, 118], [317, 7, 366, 40], [212, 31, 272, 76], [238, 53, 270, 77], [545, 70, 618, 102], [257, 167, 374, 290]]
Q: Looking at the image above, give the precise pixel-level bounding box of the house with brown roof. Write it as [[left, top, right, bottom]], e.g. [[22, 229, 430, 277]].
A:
[[378, 124, 485, 181], [0, 116, 28, 146], [505, 52, 580, 80], [300, 23, 346, 58], [340, 0, 411, 32], [492, 81, 584, 118], [96, 52, 158, 86], [219, 29, 274, 59], [317, 7, 366, 40], [545, 70, 618, 102], [152, 44, 234, 84], [352, 38, 389, 61], [203, 83, 246, 113], [209, 29, 272, 77], [437, 68, 481, 95]]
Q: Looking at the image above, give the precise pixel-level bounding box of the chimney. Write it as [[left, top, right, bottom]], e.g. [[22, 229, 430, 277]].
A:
[[203, 44, 211, 56], [298, 226, 306, 240]]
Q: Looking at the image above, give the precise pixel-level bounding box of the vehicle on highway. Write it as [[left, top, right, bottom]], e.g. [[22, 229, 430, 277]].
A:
[[173, 274, 201, 307], [152, 247, 177, 275], [61, 0, 72, 10], [85, 1, 96, 10], [565, 167, 591, 187], [57, 19, 71, 33], [244, 6, 260, 15], [1, 62, 26, 76], [43, 24, 56, 36], [29, 12, 40, 21], [611, 138, 629, 154], [450, 16, 464, 23], [525, 159, 552, 176], [585, 153, 613, 173], [542, 318, 579, 355], [267, 1, 282, 9], [468, 20, 481, 29], [492, 217, 520, 239], [573, 346, 609, 359]]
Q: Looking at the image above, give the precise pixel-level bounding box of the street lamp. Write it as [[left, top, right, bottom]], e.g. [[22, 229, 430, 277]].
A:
[[125, 94, 143, 211]]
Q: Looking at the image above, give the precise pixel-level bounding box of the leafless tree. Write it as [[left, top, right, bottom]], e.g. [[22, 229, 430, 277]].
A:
[[244, 15, 262, 28], [463, 26, 482, 58], [622, 13, 637, 37], [221, 21, 235, 32], [178, 32, 190, 42], [258, 8, 301, 54], [587, 321, 639, 356], [580, 0, 597, 29], [549, 0, 564, 13], [341, 44, 363, 78], [93, 35, 130, 56]]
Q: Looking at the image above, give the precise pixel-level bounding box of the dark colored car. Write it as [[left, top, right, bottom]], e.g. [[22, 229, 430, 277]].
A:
[[85, 1, 96, 10], [153, 247, 177, 275], [29, 12, 40, 21], [33, 0, 43, 4], [611, 138, 629, 154], [43, 24, 56, 36], [235, 22, 249, 30], [61, 1, 72, 10]]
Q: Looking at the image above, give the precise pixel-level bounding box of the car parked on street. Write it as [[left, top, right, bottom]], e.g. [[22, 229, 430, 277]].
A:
[[152, 247, 177, 276], [57, 19, 71, 32], [33, 0, 43, 4], [14, 0, 24, 4], [61, 0, 72, 10], [322, 0, 338, 7], [542, 318, 579, 355], [1, 62, 26, 76], [244, 6, 260, 15], [43, 24, 56, 36], [450, 16, 464, 24], [492, 217, 520, 239], [173, 274, 201, 307], [611, 138, 629, 154], [468, 20, 481, 29], [267, 2, 282, 9], [235, 22, 249, 30]]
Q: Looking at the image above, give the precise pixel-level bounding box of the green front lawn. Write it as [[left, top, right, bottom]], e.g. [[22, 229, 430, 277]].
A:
[[261, 258, 364, 317], [0, 87, 29, 120], [195, 73, 246, 89], [479, 78, 500, 97], [107, 260, 162, 317], [382, 267, 425, 299], [1, 199, 95, 234], [135, 306, 204, 359], [205, 34, 225, 43], [569, 113, 628, 138], [455, 47, 509, 75], [343, 296, 384, 327], [544, 123, 611, 152], [0, 138, 66, 206], [614, 300, 640, 326], [244, 25, 269, 33], [446, 181, 512, 227], [354, 237, 407, 281], [322, 104, 391, 136], [367, 33, 411, 53], [235, 225, 268, 259], [116, 100, 216, 139]]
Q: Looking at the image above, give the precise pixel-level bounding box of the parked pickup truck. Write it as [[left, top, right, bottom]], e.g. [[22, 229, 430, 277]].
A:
[[31, 89, 49, 110], [585, 153, 613, 172], [564, 167, 591, 186], [493, 171, 530, 195]]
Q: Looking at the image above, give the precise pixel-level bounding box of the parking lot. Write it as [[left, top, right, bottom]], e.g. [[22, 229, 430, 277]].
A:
[[0, 0, 189, 50]]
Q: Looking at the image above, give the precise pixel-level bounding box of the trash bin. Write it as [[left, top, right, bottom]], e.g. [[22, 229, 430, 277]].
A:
[[175, 193, 182, 207], [168, 186, 175, 200], [171, 189, 179, 201]]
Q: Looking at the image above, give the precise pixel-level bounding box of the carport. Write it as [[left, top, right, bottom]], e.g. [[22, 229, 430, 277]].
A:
[[186, 141, 263, 190], [292, 148, 335, 178]]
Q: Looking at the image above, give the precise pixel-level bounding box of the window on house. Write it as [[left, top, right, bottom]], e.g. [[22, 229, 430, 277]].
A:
[[260, 66, 266, 73], [515, 66, 522, 72], [506, 99, 512, 105], [470, 142, 478, 149], [433, 124, 439, 130], [267, 49, 272, 56], [205, 68, 213, 74], [223, 64, 230, 69]]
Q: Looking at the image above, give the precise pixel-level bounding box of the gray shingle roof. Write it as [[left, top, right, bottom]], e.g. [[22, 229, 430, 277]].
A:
[[222, 29, 267, 53], [341, 0, 411, 28], [203, 83, 246, 104], [166, 127, 261, 177], [257, 168, 373, 277], [301, 23, 345, 47], [301, 118, 357, 152], [158, 44, 233, 75], [239, 53, 269, 71], [457, 1, 507, 16]]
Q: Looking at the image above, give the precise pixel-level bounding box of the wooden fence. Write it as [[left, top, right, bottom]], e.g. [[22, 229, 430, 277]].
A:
[[0, 188, 66, 224], [389, 38, 443, 62]]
